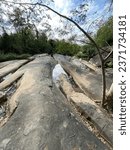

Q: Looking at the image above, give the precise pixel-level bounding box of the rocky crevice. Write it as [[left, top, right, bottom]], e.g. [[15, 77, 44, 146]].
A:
[[0, 76, 23, 127], [57, 74, 112, 148], [53, 54, 113, 148]]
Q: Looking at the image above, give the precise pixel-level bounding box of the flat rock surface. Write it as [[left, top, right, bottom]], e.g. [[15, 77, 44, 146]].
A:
[[0, 55, 110, 150]]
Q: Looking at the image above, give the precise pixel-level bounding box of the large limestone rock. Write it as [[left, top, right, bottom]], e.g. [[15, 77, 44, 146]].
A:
[[0, 56, 109, 150], [54, 55, 112, 101]]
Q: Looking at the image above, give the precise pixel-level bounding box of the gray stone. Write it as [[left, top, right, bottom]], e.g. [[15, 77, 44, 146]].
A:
[[0, 106, 5, 117], [0, 56, 109, 150]]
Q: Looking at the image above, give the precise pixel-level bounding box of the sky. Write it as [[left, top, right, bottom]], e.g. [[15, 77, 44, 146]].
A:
[[0, 0, 112, 42], [45, 0, 112, 40]]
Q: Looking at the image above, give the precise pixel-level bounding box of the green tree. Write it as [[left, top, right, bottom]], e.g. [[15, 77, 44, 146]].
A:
[[95, 17, 113, 47], [55, 40, 80, 56], [9, 8, 26, 32]]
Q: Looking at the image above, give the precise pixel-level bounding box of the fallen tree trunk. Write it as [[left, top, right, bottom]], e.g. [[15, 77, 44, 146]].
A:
[[59, 74, 113, 145]]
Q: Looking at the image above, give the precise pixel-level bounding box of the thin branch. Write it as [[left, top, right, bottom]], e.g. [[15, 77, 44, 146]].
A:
[[104, 50, 113, 63]]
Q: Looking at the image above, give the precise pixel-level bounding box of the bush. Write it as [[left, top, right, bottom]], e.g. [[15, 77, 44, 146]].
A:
[[77, 44, 96, 60], [105, 61, 113, 68], [76, 51, 86, 59], [0, 52, 31, 62], [0, 28, 50, 55], [55, 40, 81, 56]]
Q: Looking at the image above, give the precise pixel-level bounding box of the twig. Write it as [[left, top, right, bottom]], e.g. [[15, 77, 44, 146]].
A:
[[104, 50, 113, 63]]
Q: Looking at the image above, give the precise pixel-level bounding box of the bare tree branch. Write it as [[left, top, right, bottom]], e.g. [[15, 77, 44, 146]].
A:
[[104, 50, 113, 63]]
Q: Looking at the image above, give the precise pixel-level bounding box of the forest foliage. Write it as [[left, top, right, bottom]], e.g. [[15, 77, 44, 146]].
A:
[[0, 17, 113, 61]]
